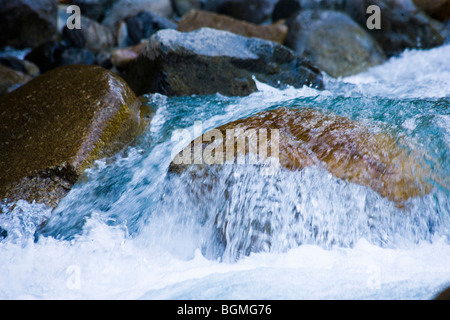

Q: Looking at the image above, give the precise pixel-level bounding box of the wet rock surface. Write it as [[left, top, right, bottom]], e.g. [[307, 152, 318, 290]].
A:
[[170, 107, 433, 205], [122, 28, 323, 97], [0, 65, 141, 208]]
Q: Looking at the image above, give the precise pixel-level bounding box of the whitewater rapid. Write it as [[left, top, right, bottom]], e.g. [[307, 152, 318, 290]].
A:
[[1, 44, 449, 300]]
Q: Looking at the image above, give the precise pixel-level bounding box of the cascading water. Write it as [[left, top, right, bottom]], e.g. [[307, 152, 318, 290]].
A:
[[1, 44, 449, 300]]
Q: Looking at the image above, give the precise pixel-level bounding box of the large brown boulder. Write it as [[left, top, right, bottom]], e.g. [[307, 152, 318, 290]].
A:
[[0, 65, 142, 208], [169, 107, 433, 205], [177, 10, 288, 44], [122, 28, 323, 97]]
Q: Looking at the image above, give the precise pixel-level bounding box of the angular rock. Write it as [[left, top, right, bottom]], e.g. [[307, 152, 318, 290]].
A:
[[203, 0, 278, 24], [0, 64, 33, 96], [25, 41, 97, 73], [413, 0, 450, 21], [171, 0, 203, 17], [125, 11, 178, 46], [169, 107, 433, 205], [285, 10, 386, 78], [0, 65, 142, 208], [0, 0, 58, 49], [62, 15, 116, 53], [177, 10, 288, 44], [344, 0, 445, 57], [122, 28, 323, 97]]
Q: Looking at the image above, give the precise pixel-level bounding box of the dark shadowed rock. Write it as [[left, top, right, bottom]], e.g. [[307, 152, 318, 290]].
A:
[[0, 65, 142, 208], [435, 286, 450, 300], [25, 41, 97, 73], [102, 0, 173, 36], [0, 57, 40, 77], [0, 0, 58, 49], [344, 0, 445, 57], [0, 64, 33, 96], [122, 28, 323, 97], [177, 10, 288, 44], [203, 0, 278, 24], [413, 0, 450, 21], [73, 0, 118, 22], [125, 11, 178, 46], [285, 10, 386, 77], [272, 0, 345, 21], [171, 0, 203, 16], [62, 15, 116, 53]]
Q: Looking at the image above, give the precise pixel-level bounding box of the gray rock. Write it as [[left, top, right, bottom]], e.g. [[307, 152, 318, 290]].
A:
[[62, 15, 116, 53], [343, 0, 445, 57], [0, 0, 58, 49], [102, 0, 173, 36], [285, 10, 386, 78], [122, 28, 323, 97]]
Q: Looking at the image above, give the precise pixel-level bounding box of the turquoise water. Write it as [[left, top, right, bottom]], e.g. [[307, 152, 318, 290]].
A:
[[0, 44, 449, 299]]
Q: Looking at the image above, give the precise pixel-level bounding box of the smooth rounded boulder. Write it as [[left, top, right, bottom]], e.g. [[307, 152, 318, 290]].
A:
[[169, 107, 433, 206], [122, 28, 323, 97], [0, 65, 142, 208], [285, 10, 386, 78]]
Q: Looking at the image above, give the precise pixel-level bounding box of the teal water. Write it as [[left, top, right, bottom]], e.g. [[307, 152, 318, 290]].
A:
[[0, 44, 449, 299]]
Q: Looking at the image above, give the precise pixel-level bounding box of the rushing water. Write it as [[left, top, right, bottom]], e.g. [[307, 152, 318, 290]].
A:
[[1, 45, 450, 300]]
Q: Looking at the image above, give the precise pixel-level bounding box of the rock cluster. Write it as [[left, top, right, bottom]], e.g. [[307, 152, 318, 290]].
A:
[[0, 0, 447, 212]]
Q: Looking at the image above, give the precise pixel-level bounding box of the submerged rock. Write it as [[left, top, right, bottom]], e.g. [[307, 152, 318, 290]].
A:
[[0, 65, 142, 208], [344, 0, 445, 57], [0, 0, 58, 49], [177, 10, 288, 44], [285, 10, 386, 77], [169, 107, 433, 205], [122, 28, 323, 97]]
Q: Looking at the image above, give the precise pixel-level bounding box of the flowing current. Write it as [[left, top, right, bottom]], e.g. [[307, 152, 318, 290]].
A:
[[1, 45, 450, 300]]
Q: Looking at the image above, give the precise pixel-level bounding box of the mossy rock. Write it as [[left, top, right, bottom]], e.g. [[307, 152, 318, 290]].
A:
[[0, 65, 142, 208]]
